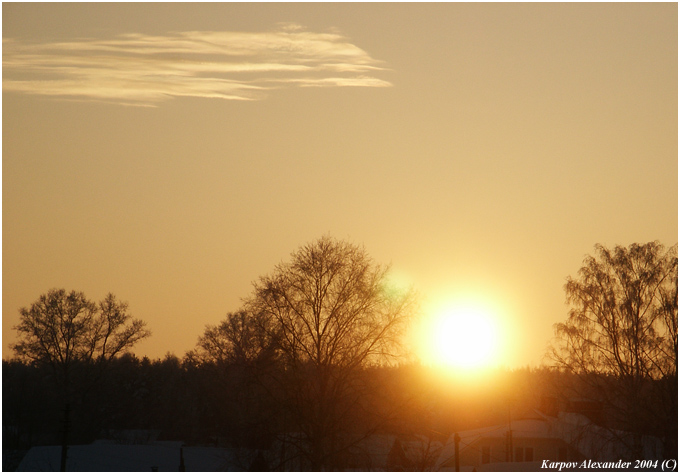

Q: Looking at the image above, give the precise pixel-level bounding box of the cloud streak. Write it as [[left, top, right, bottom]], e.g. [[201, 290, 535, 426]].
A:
[[3, 25, 392, 106]]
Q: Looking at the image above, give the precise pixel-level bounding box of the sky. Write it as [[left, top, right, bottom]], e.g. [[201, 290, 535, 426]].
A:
[[3, 3, 677, 368]]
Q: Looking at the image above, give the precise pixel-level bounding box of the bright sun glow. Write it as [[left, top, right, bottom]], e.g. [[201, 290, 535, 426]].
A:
[[420, 300, 502, 370]]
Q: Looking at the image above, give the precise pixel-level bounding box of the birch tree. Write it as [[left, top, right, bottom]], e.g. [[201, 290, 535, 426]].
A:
[[550, 242, 677, 458]]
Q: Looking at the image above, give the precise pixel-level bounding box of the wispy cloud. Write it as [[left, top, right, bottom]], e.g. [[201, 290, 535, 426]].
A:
[[3, 24, 392, 106]]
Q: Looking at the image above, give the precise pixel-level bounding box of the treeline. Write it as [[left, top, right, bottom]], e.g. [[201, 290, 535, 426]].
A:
[[2, 355, 563, 450], [5, 355, 674, 459], [3, 353, 276, 449], [4, 350, 677, 469]]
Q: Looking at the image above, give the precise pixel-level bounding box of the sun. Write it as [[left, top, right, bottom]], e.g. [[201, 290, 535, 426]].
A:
[[420, 301, 501, 370]]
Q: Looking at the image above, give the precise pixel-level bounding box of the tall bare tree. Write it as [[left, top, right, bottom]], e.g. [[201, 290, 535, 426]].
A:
[[195, 237, 416, 469], [12, 289, 151, 471], [550, 242, 677, 458], [248, 237, 414, 367]]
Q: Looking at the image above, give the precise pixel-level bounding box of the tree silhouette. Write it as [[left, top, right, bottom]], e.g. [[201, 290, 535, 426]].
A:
[[550, 242, 677, 458], [195, 237, 417, 469], [195, 310, 278, 367], [12, 289, 151, 471], [245, 236, 417, 469]]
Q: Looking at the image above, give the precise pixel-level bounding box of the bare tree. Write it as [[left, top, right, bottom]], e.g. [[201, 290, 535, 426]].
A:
[[14, 290, 150, 369], [244, 236, 417, 470], [194, 310, 278, 366], [550, 241, 677, 458], [12, 288, 151, 471]]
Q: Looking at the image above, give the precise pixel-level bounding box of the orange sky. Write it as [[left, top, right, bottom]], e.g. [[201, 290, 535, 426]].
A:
[[3, 3, 677, 367]]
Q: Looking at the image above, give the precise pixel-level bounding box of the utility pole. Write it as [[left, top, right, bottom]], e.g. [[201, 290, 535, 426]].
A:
[[453, 432, 461, 472], [179, 446, 186, 472], [60, 402, 70, 472], [505, 429, 513, 463], [506, 400, 513, 463]]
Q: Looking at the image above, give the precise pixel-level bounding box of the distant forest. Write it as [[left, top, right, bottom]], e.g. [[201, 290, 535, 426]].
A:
[[3, 357, 676, 465], [4, 356, 538, 448]]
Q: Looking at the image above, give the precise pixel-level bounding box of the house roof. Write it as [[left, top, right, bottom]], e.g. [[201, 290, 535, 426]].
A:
[[436, 409, 664, 470], [436, 414, 560, 469], [17, 443, 243, 472]]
